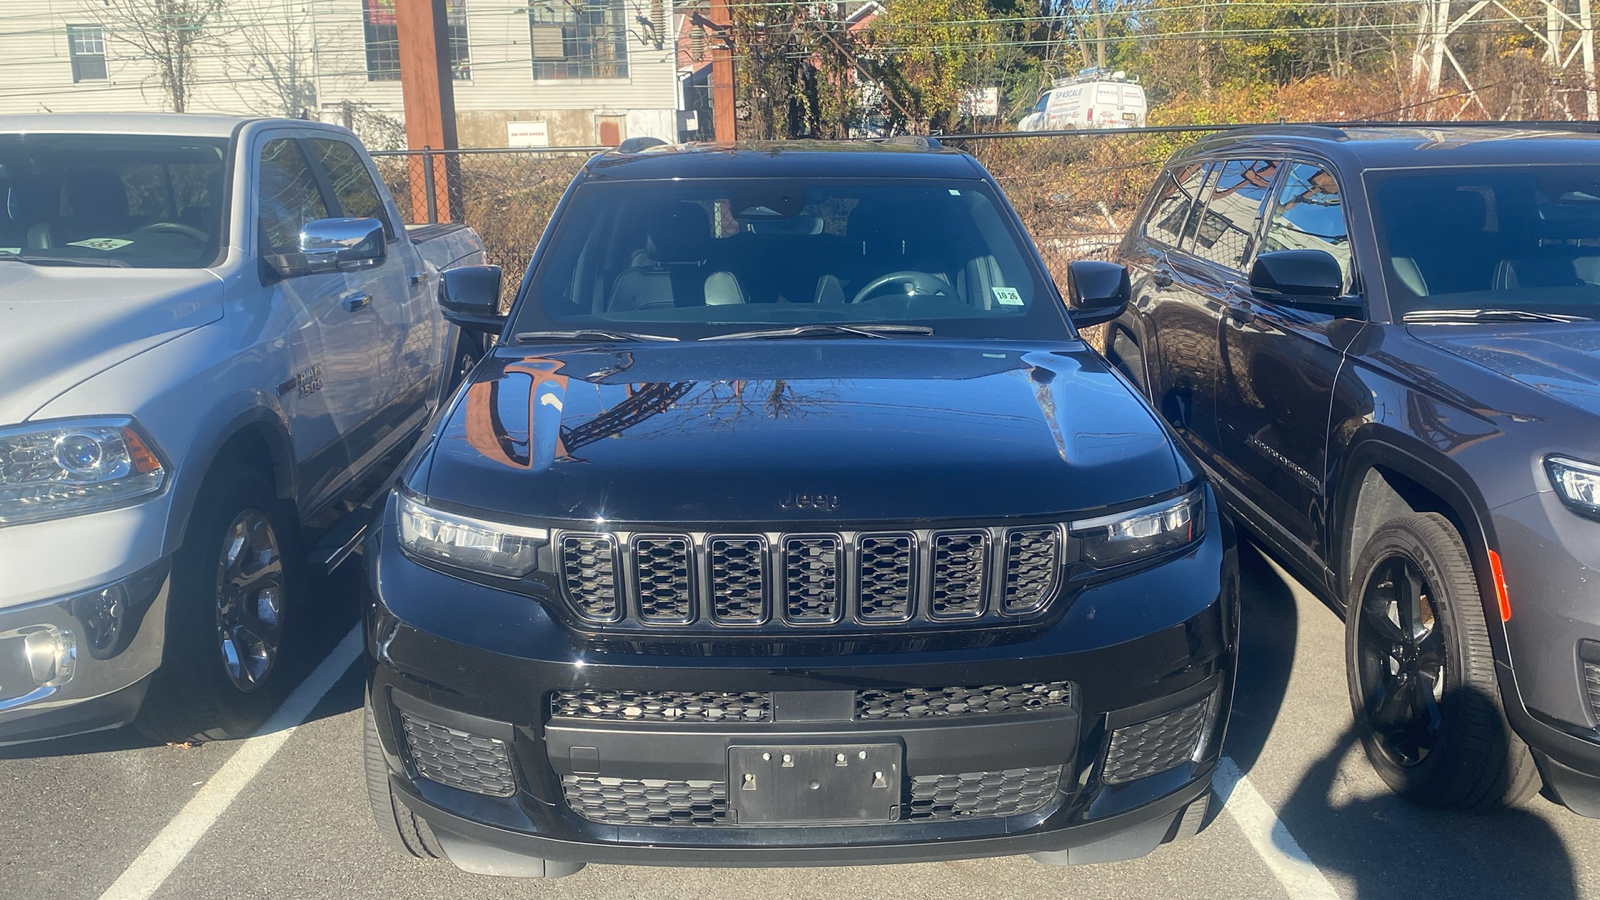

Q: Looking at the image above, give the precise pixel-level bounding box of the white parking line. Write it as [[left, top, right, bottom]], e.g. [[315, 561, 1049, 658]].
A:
[[1216, 756, 1342, 900], [98, 625, 364, 900]]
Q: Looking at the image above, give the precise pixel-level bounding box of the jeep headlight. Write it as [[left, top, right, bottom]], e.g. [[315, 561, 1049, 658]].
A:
[[1547, 456, 1600, 521], [0, 418, 168, 527], [1070, 487, 1205, 568], [398, 492, 548, 578]]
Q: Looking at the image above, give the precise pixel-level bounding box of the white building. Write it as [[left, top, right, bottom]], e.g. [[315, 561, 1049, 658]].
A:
[[0, 1, 677, 148]]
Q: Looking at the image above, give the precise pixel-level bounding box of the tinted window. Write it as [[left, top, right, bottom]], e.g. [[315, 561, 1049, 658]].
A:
[[1370, 165, 1600, 319], [258, 139, 329, 255], [512, 179, 1069, 340], [0, 132, 226, 268], [309, 138, 394, 239], [1261, 163, 1351, 287], [1145, 163, 1212, 249], [1190, 158, 1277, 271]]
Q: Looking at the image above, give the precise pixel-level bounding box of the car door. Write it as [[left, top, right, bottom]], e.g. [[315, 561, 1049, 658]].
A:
[[305, 136, 437, 430], [1214, 160, 1362, 560], [1131, 161, 1226, 464], [257, 133, 385, 512]]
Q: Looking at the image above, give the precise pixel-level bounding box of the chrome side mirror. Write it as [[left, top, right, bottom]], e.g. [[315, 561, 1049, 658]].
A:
[[265, 217, 386, 279]]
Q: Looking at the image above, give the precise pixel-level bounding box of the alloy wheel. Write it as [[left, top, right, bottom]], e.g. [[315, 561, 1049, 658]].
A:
[[213, 508, 285, 693], [1354, 555, 1448, 767]]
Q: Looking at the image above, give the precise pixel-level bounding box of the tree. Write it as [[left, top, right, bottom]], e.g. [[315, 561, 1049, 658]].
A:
[[228, 0, 318, 118], [92, 0, 228, 113]]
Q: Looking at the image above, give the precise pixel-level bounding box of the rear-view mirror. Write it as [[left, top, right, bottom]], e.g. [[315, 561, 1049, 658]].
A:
[[1065, 260, 1131, 328], [439, 265, 506, 333], [1249, 250, 1363, 317], [265, 217, 386, 279]]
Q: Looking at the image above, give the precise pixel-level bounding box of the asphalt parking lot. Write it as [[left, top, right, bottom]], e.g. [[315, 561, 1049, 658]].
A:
[[3, 541, 1596, 900]]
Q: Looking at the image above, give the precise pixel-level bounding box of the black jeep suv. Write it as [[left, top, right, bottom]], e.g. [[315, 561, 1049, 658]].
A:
[[360, 141, 1238, 877], [1105, 124, 1600, 816]]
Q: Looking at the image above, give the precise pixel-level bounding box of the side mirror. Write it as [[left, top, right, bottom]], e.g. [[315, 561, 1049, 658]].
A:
[[439, 265, 506, 333], [264, 217, 386, 279], [1065, 260, 1131, 328], [1249, 250, 1363, 317]]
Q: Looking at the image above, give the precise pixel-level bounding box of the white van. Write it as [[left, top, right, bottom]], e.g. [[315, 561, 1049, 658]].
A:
[[1018, 70, 1148, 132]]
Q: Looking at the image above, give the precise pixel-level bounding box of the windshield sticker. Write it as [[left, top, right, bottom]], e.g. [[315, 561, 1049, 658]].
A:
[[992, 286, 1024, 306], [67, 238, 133, 251]]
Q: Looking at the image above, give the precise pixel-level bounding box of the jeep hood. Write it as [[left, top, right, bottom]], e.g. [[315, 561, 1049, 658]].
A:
[[1413, 322, 1600, 419], [0, 265, 223, 424], [419, 341, 1185, 524]]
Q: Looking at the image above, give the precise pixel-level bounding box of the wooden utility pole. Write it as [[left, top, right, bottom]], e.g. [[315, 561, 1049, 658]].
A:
[[396, 0, 458, 220], [710, 0, 736, 142]]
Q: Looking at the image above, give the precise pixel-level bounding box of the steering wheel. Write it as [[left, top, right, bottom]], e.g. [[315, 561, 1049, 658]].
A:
[[135, 221, 209, 241], [849, 270, 951, 304]]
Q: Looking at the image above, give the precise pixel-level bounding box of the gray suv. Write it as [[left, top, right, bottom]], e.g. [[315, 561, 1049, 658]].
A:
[[1104, 124, 1600, 816]]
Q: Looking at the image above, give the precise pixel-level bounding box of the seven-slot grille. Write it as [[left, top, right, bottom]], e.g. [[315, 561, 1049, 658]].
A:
[[555, 525, 1063, 630]]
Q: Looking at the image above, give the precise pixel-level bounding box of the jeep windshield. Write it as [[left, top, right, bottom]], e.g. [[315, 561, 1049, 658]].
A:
[[0, 133, 228, 269], [513, 178, 1073, 341], [1370, 166, 1600, 321]]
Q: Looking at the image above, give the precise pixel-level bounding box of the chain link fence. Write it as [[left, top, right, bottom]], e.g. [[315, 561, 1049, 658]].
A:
[[372, 129, 1227, 311]]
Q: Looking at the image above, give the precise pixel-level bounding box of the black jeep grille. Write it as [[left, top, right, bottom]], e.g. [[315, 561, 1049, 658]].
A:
[[1103, 695, 1214, 784], [1584, 662, 1600, 723], [855, 682, 1073, 720], [906, 767, 1061, 820], [550, 689, 771, 723], [400, 713, 517, 797], [561, 769, 1061, 826], [562, 776, 728, 826], [555, 525, 1063, 632]]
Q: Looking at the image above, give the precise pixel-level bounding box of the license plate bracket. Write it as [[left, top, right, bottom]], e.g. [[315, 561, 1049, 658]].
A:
[[728, 744, 902, 825]]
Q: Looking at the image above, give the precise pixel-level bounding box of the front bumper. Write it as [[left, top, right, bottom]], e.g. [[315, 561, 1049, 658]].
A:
[[1492, 491, 1600, 816], [0, 560, 170, 745], [363, 496, 1239, 869]]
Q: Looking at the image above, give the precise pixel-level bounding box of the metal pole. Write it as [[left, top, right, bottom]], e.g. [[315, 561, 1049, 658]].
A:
[[423, 147, 438, 224]]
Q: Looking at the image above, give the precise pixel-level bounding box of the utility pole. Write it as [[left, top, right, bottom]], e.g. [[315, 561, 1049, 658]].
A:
[[396, 0, 458, 220], [710, 0, 736, 142]]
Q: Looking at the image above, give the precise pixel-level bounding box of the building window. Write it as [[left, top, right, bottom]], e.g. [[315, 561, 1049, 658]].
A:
[[68, 25, 107, 83], [363, 0, 471, 82], [529, 0, 629, 80]]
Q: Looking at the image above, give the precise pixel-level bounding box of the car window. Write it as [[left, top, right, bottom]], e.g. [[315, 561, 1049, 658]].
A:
[[513, 178, 1071, 341], [0, 132, 226, 268], [258, 138, 330, 255], [1261, 163, 1352, 288], [1145, 162, 1212, 249], [309, 138, 395, 240], [1189, 158, 1278, 272], [1369, 165, 1600, 319]]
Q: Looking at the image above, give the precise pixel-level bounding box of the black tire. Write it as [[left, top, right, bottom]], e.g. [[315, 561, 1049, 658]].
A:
[[364, 698, 445, 860], [1344, 512, 1539, 810], [136, 465, 299, 743]]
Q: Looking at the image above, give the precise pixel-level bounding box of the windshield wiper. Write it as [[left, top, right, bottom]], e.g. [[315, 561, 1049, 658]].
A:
[[0, 252, 130, 268], [513, 329, 679, 343], [702, 324, 935, 341], [1403, 308, 1592, 324]]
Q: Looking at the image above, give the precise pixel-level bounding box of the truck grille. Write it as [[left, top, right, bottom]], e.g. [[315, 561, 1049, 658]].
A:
[[555, 525, 1063, 631], [550, 689, 771, 723], [855, 682, 1073, 720], [562, 768, 1061, 827]]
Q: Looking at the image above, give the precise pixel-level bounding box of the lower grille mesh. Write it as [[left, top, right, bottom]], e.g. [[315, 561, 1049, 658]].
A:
[[855, 682, 1072, 720], [562, 776, 728, 826], [1585, 662, 1600, 722], [906, 767, 1061, 820], [1103, 696, 1213, 784], [550, 689, 771, 723], [400, 713, 517, 798]]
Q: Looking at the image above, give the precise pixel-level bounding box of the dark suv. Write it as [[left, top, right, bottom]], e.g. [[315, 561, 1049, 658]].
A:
[[1106, 124, 1600, 816], [360, 141, 1238, 877]]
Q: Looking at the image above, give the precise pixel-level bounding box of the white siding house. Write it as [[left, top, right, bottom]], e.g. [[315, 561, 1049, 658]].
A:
[[0, 1, 677, 148]]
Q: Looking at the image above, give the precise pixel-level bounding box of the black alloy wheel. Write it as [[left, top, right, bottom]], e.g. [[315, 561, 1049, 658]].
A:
[[1353, 554, 1448, 767], [214, 508, 286, 693]]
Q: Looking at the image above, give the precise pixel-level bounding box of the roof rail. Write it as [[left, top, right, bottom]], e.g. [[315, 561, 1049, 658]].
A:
[[880, 135, 942, 150], [614, 136, 669, 154]]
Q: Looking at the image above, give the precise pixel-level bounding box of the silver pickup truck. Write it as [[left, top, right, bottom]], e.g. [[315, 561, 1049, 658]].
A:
[[0, 114, 484, 744]]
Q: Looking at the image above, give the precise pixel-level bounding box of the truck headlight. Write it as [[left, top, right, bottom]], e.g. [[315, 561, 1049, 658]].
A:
[[398, 492, 548, 578], [1071, 487, 1205, 568], [1547, 456, 1600, 521], [0, 418, 167, 527]]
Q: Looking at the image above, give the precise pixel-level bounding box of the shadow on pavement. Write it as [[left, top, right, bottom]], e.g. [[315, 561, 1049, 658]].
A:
[[1225, 539, 1299, 777], [1280, 725, 1578, 900]]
